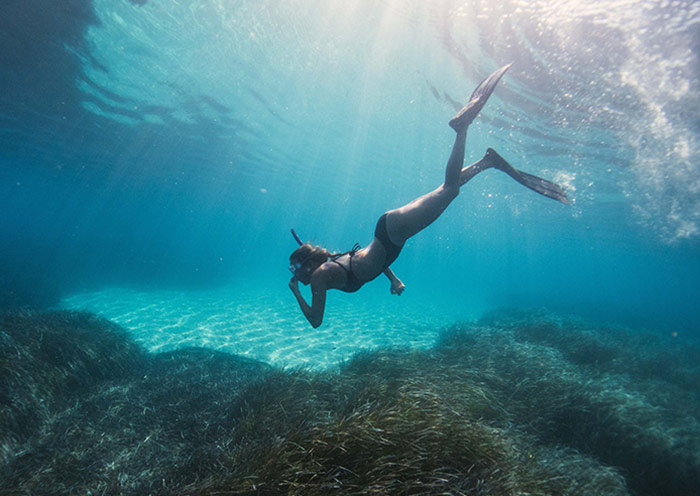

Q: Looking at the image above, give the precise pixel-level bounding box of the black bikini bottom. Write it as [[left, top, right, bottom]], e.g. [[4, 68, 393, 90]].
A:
[[374, 213, 404, 269]]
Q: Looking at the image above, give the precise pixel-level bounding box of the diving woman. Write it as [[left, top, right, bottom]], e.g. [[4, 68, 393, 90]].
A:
[[289, 64, 569, 328]]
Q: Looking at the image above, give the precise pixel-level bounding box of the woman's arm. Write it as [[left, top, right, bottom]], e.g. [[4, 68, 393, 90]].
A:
[[289, 275, 327, 328], [383, 268, 405, 295]]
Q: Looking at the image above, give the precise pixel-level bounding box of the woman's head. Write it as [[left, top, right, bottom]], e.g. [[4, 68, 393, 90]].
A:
[[289, 243, 330, 283]]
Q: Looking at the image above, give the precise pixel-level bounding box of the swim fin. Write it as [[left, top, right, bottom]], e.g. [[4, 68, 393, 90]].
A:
[[449, 63, 512, 132], [486, 148, 571, 205]]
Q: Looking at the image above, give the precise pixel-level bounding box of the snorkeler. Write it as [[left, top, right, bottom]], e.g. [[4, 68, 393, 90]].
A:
[[289, 64, 570, 327]]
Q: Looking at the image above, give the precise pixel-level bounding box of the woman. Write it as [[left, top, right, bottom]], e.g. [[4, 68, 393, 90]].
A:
[[289, 64, 569, 328]]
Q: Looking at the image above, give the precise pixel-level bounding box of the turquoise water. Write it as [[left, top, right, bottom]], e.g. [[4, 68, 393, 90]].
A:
[[2, 3, 700, 493], [2, 0, 700, 356]]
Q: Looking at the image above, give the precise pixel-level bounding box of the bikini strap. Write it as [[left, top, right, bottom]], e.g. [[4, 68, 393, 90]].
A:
[[348, 243, 360, 271], [329, 243, 361, 261], [329, 242, 362, 277]]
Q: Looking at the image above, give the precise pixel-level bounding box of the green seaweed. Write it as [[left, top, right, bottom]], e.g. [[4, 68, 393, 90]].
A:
[[2, 309, 699, 495], [0, 311, 146, 465]]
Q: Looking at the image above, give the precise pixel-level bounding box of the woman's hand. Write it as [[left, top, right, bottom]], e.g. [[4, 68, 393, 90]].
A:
[[289, 276, 300, 295], [289, 273, 326, 328], [390, 279, 405, 296]]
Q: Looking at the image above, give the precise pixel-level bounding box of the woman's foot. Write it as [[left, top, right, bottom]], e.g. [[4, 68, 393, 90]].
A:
[[484, 147, 513, 172], [449, 64, 512, 132]]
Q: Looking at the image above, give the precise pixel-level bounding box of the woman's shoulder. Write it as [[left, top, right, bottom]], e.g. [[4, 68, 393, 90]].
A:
[[313, 258, 351, 290], [314, 258, 344, 279]]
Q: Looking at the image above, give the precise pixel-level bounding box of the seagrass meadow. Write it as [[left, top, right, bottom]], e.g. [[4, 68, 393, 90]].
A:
[[1, 310, 698, 495]]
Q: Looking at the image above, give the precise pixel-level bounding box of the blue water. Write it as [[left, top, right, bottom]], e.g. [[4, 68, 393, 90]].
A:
[[2, 0, 699, 341]]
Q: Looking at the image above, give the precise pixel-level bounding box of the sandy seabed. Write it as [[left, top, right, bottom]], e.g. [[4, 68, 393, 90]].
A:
[[60, 284, 461, 368]]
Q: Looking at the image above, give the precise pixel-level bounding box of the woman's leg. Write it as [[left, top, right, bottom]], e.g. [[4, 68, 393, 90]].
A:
[[459, 150, 494, 186], [383, 64, 513, 245], [384, 129, 484, 245], [385, 141, 503, 245]]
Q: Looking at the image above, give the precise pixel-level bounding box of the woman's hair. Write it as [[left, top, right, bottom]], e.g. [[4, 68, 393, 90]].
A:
[[289, 243, 331, 269]]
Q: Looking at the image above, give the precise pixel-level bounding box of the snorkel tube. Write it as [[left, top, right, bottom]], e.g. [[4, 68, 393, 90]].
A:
[[290, 228, 303, 246]]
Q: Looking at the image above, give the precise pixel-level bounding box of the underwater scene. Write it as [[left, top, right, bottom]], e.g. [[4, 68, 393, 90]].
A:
[[1, 0, 699, 494]]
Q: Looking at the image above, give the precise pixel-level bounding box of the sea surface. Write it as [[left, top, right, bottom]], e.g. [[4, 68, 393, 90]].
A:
[[1, 1, 700, 494]]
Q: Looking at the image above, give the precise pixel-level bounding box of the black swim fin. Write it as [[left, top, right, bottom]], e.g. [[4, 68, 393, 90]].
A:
[[486, 148, 571, 205], [449, 63, 512, 132], [508, 169, 571, 205]]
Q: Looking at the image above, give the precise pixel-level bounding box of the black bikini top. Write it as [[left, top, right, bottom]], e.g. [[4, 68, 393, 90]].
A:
[[330, 243, 365, 293]]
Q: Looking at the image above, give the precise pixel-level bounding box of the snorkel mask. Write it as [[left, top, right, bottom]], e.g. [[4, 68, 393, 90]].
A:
[[289, 261, 303, 274]]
